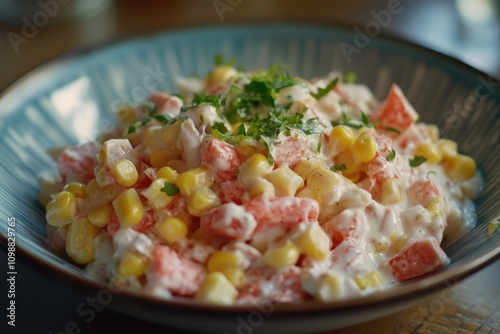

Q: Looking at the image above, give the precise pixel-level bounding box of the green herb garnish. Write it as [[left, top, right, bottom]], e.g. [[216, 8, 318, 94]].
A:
[[385, 126, 401, 135], [409, 156, 427, 167], [331, 164, 347, 171], [161, 181, 180, 196], [386, 149, 396, 161], [311, 78, 339, 100]]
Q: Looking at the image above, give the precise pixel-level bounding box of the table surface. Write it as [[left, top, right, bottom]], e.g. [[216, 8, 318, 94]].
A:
[[1, 1, 499, 333]]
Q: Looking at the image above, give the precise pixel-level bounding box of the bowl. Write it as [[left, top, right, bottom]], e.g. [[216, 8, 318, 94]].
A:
[[1, 24, 499, 334]]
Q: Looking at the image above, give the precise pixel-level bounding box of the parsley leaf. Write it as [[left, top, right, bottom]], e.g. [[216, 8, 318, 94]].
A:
[[343, 71, 357, 84], [311, 77, 339, 100], [161, 181, 180, 196], [127, 125, 136, 134], [385, 126, 401, 135], [409, 156, 427, 167], [331, 164, 347, 171], [214, 53, 237, 67], [386, 149, 396, 161]]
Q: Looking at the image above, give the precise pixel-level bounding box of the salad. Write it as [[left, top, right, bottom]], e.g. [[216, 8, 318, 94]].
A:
[[41, 60, 482, 305]]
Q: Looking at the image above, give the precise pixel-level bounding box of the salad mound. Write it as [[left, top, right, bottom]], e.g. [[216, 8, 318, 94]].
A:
[[41, 60, 482, 305]]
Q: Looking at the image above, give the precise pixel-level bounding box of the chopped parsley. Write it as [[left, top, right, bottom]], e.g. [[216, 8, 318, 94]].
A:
[[311, 77, 339, 100], [343, 71, 357, 84], [331, 164, 347, 171], [161, 181, 180, 196], [385, 126, 401, 135], [409, 156, 427, 167], [386, 149, 396, 161]]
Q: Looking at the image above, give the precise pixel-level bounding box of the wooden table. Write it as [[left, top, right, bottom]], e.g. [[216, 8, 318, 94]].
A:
[[1, 1, 499, 333]]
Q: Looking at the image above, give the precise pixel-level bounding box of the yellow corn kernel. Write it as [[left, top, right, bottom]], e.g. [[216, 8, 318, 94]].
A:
[[389, 231, 398, 242], [297, 222, 331, 261], [116, 106, 137, 125], [306, 169, 341, 200], [63, 182, 87, 198], [176, 167, 214, 197], [394, 235, 408, 253], [195, 272, 238, 305], [265, 166, 303, 197], [142, 178, 176, 210], [207, 251, 240, 273], [188, 187, 221, 217], [316, 272, 342, 302], [46, 191, 77, 227], [150, 149, 176, 169], [329, 125, 355, 153], [249, 178, 275, 198], [161, 121, 182, 146], [238, 153, 273, 187], [156, 217, 188, 244], [220, 267, 245, 287], [292, 158, 328, 180], [142, 125, 163, 149], [237, 139, 260, 158], [342, 171, 362, 183], [487, 217, 500, 236], [263, 241, 300, 268], [438, 139, 458, 158], [354, 271, 382, 290], [426, 196, 446, 218], [352, 133, 378, 163], [110, 159, 138, 187], [207, 65, 238, 86], [374, 240, 388, 253], [334, 151, 361, 173], [380, 179, 402, 205], [426, 125, 440, 143], [443, 154, 476, 180], [65, 217, 100, 264], [415, 142, 442, 164], [88, 202, 113, 228], [112, 188, 143, 227], [157, 166, 179, 182], [191, 227, 213, 245], [118, 251, 149, 277]]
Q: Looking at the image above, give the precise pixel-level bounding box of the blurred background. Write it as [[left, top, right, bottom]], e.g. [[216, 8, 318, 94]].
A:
[[0, 1, 499, 333], [0, 0, 499, 93]]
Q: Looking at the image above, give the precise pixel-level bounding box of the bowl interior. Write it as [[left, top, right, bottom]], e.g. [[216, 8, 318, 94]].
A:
[[0, 23, 499, 324]]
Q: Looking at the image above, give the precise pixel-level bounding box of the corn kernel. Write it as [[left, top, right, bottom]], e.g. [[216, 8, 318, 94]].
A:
[[426, 196, 446, 218], [352, 133, 378, 163], [63, 182, 87, 198], [380, 179, 402, 205], [354, 271, 382, 290], [88, 202, 113, 228], [426, 125, 440, 142], [238, 139, 260, 158], [110, 159, 138, 187], [143, 125, 163, 149], [374, 240, 388, 253], [112, 188, 143, 227], [220, 267, 245, 287], [157, 166, 179, 182], [188, 187, 221, 217], [265, 166, 303, 197], [118, 251, 149, 277], [263, 241, 300, 268], [207, 65, 238, 86], [334, 151, 361, 173], [150, 150, 176, 168], [487, 217, 500, 236], [238, 153, 273, 187], [176, 167, 214, 197], [195, 272, 238, 305], [438, 139, 458, 158], [342, 171, 362, 183], [249, 179, 275, 198], [329, 125, 355, 153], [142, 178, 176, 210], [46, 191, 77, 227], [443, 154, 476, 180], [207, 251, 240, 273], [297, 222, 331, 260], [394, 236, 408, 253], [415, 142, 442, 164], [161, 121, 182, 146], [116, 106, 137, 125], [293, 158, 328, 180], [316, 272, 342, 302], [306, 169, 341, 202], [191, 227, 213, 245], [65, 217, 100, 264], [155, 217, 188, 244]]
